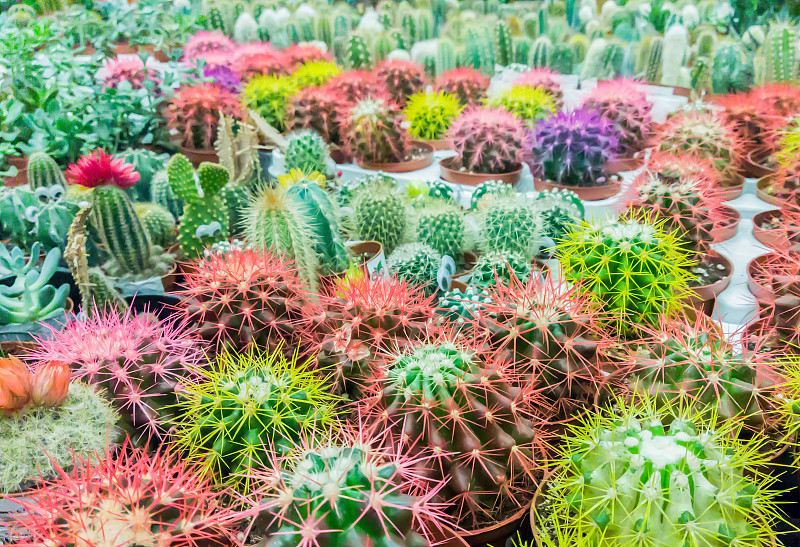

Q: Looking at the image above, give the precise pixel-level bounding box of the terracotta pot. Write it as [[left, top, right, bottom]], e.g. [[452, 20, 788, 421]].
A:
[[712, 205, 741, 243], [459, 502, 531, 547], [439, 156, 522, 186], [717, 173, 745, 201], [684, 252, 733, 317], [424, 138, 453, 151], [5, 155, 28, 188], [756, 175, 791, 207], [742, 149, 776, 179], [533, 178, 620, 201], [752, 210, 789, 250], [605, 154, 645, 173], [179, 145, 219, 168], [356, 141, 434, 173]]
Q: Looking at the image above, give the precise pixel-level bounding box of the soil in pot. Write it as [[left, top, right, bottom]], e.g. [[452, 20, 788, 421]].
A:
[[439, 156, 522, 186], [356, 141, 434, 173]]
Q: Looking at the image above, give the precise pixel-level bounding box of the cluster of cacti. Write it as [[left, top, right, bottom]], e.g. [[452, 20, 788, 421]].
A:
[[166, 83, 242, 150], [448, 106, 533, 174], [403, 91, 462, 141], [387, 242, 443, 294], [340, 95, 411, 164], [489, 85, 557, 128], [581, 80, 653, 157]]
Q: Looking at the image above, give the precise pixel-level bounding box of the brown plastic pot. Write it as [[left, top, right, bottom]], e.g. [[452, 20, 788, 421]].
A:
[[179, 145, 219, 168], [357, 141, 434, 173], [752, 210, 789, 250], [5, 155, 27, 187], [533, 178, 621, 201], [459, 502, 531, 547], [439, 156, 522, 186], [717, 173, 745, 201], [757, 175, 791, 207], [742, 150, 776, 179], [684, 252, 733, 317], [712, 205, 741, 243], [605, 154, 645, 173]]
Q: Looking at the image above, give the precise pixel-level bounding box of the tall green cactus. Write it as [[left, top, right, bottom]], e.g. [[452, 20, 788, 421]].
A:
[[27, 152, 65, 190], [765, 23, 797, 83], [167, 154, 230, 259], [494, 19, 513, 67]]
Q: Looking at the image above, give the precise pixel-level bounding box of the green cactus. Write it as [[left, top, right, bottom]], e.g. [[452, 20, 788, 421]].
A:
[[0, 243, 69, 325], [494, 19, 513, 67], [479, 195, 544, 262], [150, 170, 184, 221], [26, 151, 65, 191], [387, 242, 442, 294], [284, 130, 331, 176], [351, 185, 407, 255], [765, 23, 797, 83], [167, 154, 230, 259], [531, 35, 553, 67], [415, 201, 464, 260], [133, 202, 176, 249]]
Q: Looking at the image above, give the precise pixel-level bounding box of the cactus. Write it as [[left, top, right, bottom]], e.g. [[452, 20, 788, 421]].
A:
[[414, 200, 465, 259], [168, 154, 230, 259], [582, 80, 653, 157], [435, 67, 489, 106], [243, 75, 298, 132], [532, 109, 619, 188], [177, 247, 320, 355], [26, 151, 65, 191], [448, 106, 533, 174], [478, 194, 545, 261], [30, 308, 205, 444], [557, 215, 694, 337], [375, 59, 427, 106], [387, 242, 442, 294], [0, 244, 69, 325], [404, 91, 462, 141], [347, 34, 372, 68], [765, 23, 797, 84], [489, 85, 557, 129], [0, 381, 119, 494], [170, 348, 339, 493], [340, 96, 411, 164], [537, 395, 783, 547], [167, 83, 241, 150], [350, 182, 407, 255], [133, 202, 176, 249]]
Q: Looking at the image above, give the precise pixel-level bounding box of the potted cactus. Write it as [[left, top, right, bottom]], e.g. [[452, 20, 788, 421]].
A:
[[403, 91, 462, 149], [442, 106, 533, 185], [531, 109, 620, 201], [340, 95, 434, 172]]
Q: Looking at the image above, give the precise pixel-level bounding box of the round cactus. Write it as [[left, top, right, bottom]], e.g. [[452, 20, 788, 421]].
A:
[[478, 194, 545, 261], [404, 91, 463, 141], [375, 59, 427, 106], [387, 242, 443, 294], [557, 215, 694, 337], [350, 181, 407, 255], [488, 84, 558, 128], [532, 108, 619, 187], [340, 96, 411, 164], [243, 75, 298, 132], [415, 200, 465, 259], [581, 79, 653, 157], [435, 67, 490, 106], [448, 106, 533, 174]]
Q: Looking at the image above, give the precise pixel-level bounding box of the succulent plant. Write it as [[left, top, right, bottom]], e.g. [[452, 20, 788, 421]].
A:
[[167, 83, 242, 150], [537, 395, 784, 547], [513, 68, 563, 105], [470, 250, 532, 287], [243, 75, 298, 132], [375, 59, 427, 106], [184, 30, 235, 60], [716, 92, 781, 162], [324, 70, 384, 102], [0, 243, 69, 325], [1, 381, 119, 494], [478, 194, 546, 262], [29, 308, 206, 444], [283, 129, 331, 176], [387, 242, 442, 295], [340, 96, 412, 164], [448, 106, 533, 174], [557, 215, 694, 337], [286, 86, 346, 145], [414, 200, 465, 260], [488, 85, 557, 129], [170, 348, 339, 493], [10, 441, 245, 547], [404, 91, 462, 141], [435, 67, 489, 106], [232, 42, 290, 79], [532, 109, 619, 188], [291, 59, 341, 88], [581, 79, 653, 157], [177, 247, 320, 355], [362, 333, 543, 529]]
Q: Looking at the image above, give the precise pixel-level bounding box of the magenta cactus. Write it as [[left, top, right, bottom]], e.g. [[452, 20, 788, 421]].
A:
[[375, 59, 427, 106], [27, 309, 207, 444], [582, 79, 653, 157], [532, 108, 619, 187], [513, 67, 562, 105], [339, 95, 412, 163], [183, 30, 235, 61], [102, 56, 160, 91], [447, 106, 533, 174], [435, 67, 489, 106]]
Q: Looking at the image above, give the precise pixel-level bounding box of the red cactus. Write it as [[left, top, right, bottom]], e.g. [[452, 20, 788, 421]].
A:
[[581, 79, 653, 156], [176, 248, 321, 356], [102, 56, 160, 91], [513, 68, 562, 104], [324, 70, 386, 103], [285, 86, 346, 144], [339, 95, 411, 163], [282, 44, 330, 67], [716, 92, 783, 161], [167, 83, 242, 149], [317, 274, 437, 397], [435, 68, 489, 106], [447, 106, 533, 174], [10, 439, 246, 547], [183, 30, 235, 61], [232, 42, 289, 79], [375, 59, 427, 106], [752, 83, 800, 117], [27, 309, 206, 444]]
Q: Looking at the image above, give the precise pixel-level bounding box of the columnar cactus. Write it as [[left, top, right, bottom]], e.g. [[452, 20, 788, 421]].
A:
[[375, 59, 427, 106], [414, 200, 465, 259], [448, 106, 533, 174], [435, 67, 489, 106], [478, 194, 545, 261], [532, 109, 619, 187], [557, 215, 694, 337], [582, 80, 653, 157], [489, 85, 557, 129], [340, 96, 411, 164], [167, 83, 241, 150], [403, 91, 462, 141], [168, 154, 230, 258], [387, 242, 443, 295]]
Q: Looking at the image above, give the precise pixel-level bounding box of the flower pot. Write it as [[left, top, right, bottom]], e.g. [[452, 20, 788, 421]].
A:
[[356, 141, 434, 173], [742, 150, 776, 179], [179, 145, 219, 168], [459, 502, 531, 547], [712, 205, 741, 243], [605, 153, 645, 173], [717, 173, 745, 201], [4, 155, 27, 188], [423, 138, 452, 151], [757, 174, 793, 207], [533, 178, 621, 201], [439, 156, 522, 186], [752, 210, 790, 251], [684, 252, 733, 317]]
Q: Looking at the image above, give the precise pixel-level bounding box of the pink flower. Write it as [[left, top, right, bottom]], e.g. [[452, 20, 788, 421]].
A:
[[65, 149, 140, 189]]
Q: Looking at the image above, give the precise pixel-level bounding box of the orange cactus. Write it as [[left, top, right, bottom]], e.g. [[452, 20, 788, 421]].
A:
[[31, 361, 70, 408], [0, 356, 32, 415]]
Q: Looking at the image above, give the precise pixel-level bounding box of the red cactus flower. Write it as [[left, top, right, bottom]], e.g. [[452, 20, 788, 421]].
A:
[[435, 68, 489, 106], [9, 438, 247, 547], [31, 360, 70, 408], [0, 356, 32, 415], [65, 149, 140, 189]]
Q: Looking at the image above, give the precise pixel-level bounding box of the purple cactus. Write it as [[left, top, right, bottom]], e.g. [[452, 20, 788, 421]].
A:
[[532, 108, 620, 187], [203, 64, 241, 94]]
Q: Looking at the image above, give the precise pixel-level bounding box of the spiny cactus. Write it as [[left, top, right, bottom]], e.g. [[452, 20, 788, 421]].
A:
[[29, 308, 206, 444], [26, 151, 65, 191], [387, 242, 442, 295], [170, 347, 339, 493], [286, 86, 347, 145], [284, 129, 331, 176], [177, 247, 320, 356], [167, 83, 241, 150], [375, 59, 427, 106], [448, 106, 533, 174], [478, 194, 545, 261], [489, 85, 557, 129], [243, 75, 298, 132], [557, 215, 694, 337], [537, 395, 784, 547], [168, 154, 230, 259], [435, 67, 489, 106], [403, 91, 462, 141], [414, 200, 465, 259], [350, 181, 407, 255], [10, 440, 245, 547], [582, 80, 653, 157]]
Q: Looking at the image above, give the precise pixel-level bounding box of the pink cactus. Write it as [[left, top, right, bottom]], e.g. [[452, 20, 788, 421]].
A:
[[232, 42, 289, 79], [27, 309, 207, 444], [167, 83, 242, 149], [435, 68, 489, 106], [582, 79, 653, 157], [102, 56, 160, 91], [513, 67, 562, 104], [448, 106, 533, 174], [375, 59, 426, 106], [10, 439, 246, 547], [183, 31, 235, 61]]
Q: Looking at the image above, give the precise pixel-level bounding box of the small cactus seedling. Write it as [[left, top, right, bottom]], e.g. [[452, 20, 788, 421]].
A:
[[404, 91, 462, 141], [488, 84, 557, 129], [375, 59, 427, 106], [170, 347, 339, 493], [448, 106, 533, 174], [557, 215, 694, 337], [581, 79, 653, 157], [387, 242, 443, 295], [435, 67, 490, 106], [340, 96, 412, 164]]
